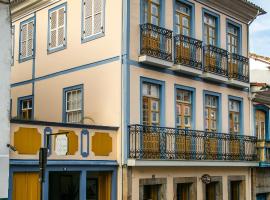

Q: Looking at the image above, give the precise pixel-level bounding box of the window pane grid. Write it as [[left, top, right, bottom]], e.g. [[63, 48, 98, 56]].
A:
[[65, 89, 82, 123]]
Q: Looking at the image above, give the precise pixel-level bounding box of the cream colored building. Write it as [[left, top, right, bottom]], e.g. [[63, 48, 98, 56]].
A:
[[9, 0, 265, 199]]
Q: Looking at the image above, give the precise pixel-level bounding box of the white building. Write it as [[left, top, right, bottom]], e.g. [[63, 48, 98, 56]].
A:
[[0, 1, 11, 199]]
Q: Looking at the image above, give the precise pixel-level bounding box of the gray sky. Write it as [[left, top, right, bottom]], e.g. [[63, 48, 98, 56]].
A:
[[250, 0, 270, 57]]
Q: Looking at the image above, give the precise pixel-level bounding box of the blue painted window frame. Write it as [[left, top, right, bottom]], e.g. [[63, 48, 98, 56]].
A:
[[202, 8, 221, 47], [140, 0, 165, 27], [174, 84, 196, 129], [81, 0, 106, 43], [62, 84, 84, 123], [173, 0, 195, 37], [226, 19, 242, 55], [19, 16, 36, 63], [17, 95, 34, 120], [254, 104, 270, 141], [203, 90, 222, 132], [228, 95, 244, 134], [47, 2, 67, 54], [140, 77, 165, 127]]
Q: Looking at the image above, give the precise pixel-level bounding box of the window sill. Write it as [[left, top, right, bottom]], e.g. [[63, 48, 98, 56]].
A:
[[47, 45, 67, 54], [19, 55, 34, 63], [81, 32, 105, 44]]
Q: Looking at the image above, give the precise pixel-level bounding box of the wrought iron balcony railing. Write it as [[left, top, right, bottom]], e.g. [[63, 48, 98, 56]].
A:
[[228, 53, 249, 83], [174, 34, 203, 70], [129, 124, 257, 161], [140, 23, 173, 62], [203, 45, 229, 77]]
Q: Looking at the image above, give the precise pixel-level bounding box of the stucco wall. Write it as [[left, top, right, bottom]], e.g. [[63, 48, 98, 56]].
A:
[[0, 2, 11, 199]]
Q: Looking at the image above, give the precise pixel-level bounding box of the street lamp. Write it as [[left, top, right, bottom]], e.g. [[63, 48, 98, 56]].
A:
[[39, 132, 69, 200]]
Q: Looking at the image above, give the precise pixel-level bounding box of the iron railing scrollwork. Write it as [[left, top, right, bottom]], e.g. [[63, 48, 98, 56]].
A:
[[228, 53, 249, 83], [128, 124, 257, 161], [174, 34, 203, 70], [140, 23, 173, 62], [203, 45, 229, 77]]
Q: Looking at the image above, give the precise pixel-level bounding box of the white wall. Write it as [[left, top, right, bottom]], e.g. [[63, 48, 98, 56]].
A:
[[0, 2, 11, 199], [250, 58, 270, 84]]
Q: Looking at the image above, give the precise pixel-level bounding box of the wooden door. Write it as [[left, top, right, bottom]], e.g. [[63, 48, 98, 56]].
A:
[[13, 172, 40, 200]]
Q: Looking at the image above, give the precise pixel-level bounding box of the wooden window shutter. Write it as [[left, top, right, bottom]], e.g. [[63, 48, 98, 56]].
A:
[[93, 0, 103, 34], [57, 7, 65, 46], [84, 0, 92, 37], [20, 24, 27, 58], [49, 10, 57, 48], [27, 21, 34, 57]]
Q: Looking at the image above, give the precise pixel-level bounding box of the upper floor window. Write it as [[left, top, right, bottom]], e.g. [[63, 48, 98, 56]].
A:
[[19, 17, 35, 62], [82, 0, 104, 41], [18, 96, 33, 120], [203, 13, 217, 46], [205, 95, 218, 132], [11, 26, 15, 66], [256, 110, 266, 140], [143, 0, 160, 25], [176, 89, 192, 129], [229, 99, 240, 134], [175, 2, 190, 36], [64, 86, 83, 123], [48, 3, 67, 53], [142, 83, 160, 126], [227, 23, 240, 54]]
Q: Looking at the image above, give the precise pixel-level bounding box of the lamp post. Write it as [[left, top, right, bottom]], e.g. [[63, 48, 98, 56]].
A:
[[39, 132, 69, 200]]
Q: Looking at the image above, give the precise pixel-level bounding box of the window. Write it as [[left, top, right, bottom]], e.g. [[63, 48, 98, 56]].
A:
[[82, 0, 104, 41], [142, 83, 160, 126], [204, 13, 217, 46], [19, 18, 35, 61], [143, 184, 162, 200], [205, 95, 218, 132], [143, 0, 160, 25], [18, 97, 33, 120], [176, 89, 192, 129], [48, 3, 67, 52], [175, 2, 191, 36], [230, 181, 240, 200], [11, 26, 15, 65], [227, 23, 240, 54], [177, 183, 191, 200], [64, 86, 83, 123], [229, 100, 241, 134], [206, 182, 218, 200], [256, 110, 266, 140]]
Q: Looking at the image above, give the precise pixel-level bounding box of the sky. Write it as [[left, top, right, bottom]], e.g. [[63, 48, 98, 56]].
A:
[[250, 0, 270, 57]]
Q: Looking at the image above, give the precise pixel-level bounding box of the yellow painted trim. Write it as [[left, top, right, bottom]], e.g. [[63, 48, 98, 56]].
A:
[[92, 132, 112, 156]]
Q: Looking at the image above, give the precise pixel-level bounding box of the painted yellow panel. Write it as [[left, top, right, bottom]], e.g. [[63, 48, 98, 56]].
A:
[[58, 130, 78, 155], [14, 127, 41, 154], [92, 132, 112, 156], [99, 173, 112, 200], [13, 172, 40, 200]]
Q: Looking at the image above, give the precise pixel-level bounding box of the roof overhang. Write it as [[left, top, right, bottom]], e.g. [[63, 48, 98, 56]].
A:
[[251, 83, 270, 105]]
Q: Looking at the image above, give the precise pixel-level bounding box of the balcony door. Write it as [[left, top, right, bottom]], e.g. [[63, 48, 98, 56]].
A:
[[227, 23, 240, 77], [142, 0, 161, 53], [142, 82, 160, 159], [175, 2, 191, 62], [256, 110, 266, 140]]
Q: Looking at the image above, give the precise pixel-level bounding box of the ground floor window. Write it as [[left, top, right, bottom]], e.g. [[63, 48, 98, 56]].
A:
[[203, 176, 222, 200], [174, 177, 197, 200], [257, 193, 267, 200], [139, 178, 166, 200], [143, 184, 162, 200], [228, 176, 245, 200], [177, 183, 191, 200], [230, 181, 241, 200], [87, 172, 112, 200]]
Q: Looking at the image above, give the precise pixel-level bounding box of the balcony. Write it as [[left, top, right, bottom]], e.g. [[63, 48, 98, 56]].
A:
[[257, 140, 270, 167], [172, 34, 203, 76], [139, 23, 173, 68], [228, 53, 250, 88], [201, 45, 229, 83], [128, 124, 257, 166]]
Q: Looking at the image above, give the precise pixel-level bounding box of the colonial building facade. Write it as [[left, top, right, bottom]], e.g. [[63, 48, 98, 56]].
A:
[[9, 0, 265, 200]]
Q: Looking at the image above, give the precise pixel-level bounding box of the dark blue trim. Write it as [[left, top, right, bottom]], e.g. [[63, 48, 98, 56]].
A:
[[18, 16, 36, 63], [174, 84, 196, 129], [228, 95, 244, 134], [203, 90, 222, 132], [81, 0, 106, 43], [173, 0, 195, 37], [140, 77, 166, 127], [62, 84, 84, 123], [44, 127, 52, 155], [202, 8, 221, 47], [11, 56, 120, 88], [226, 19, 242, 55], [17, 95, 34, 120], [80, 129, 89, 157], [254, 104, 270, 140], [47, 2, 67, 54]]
